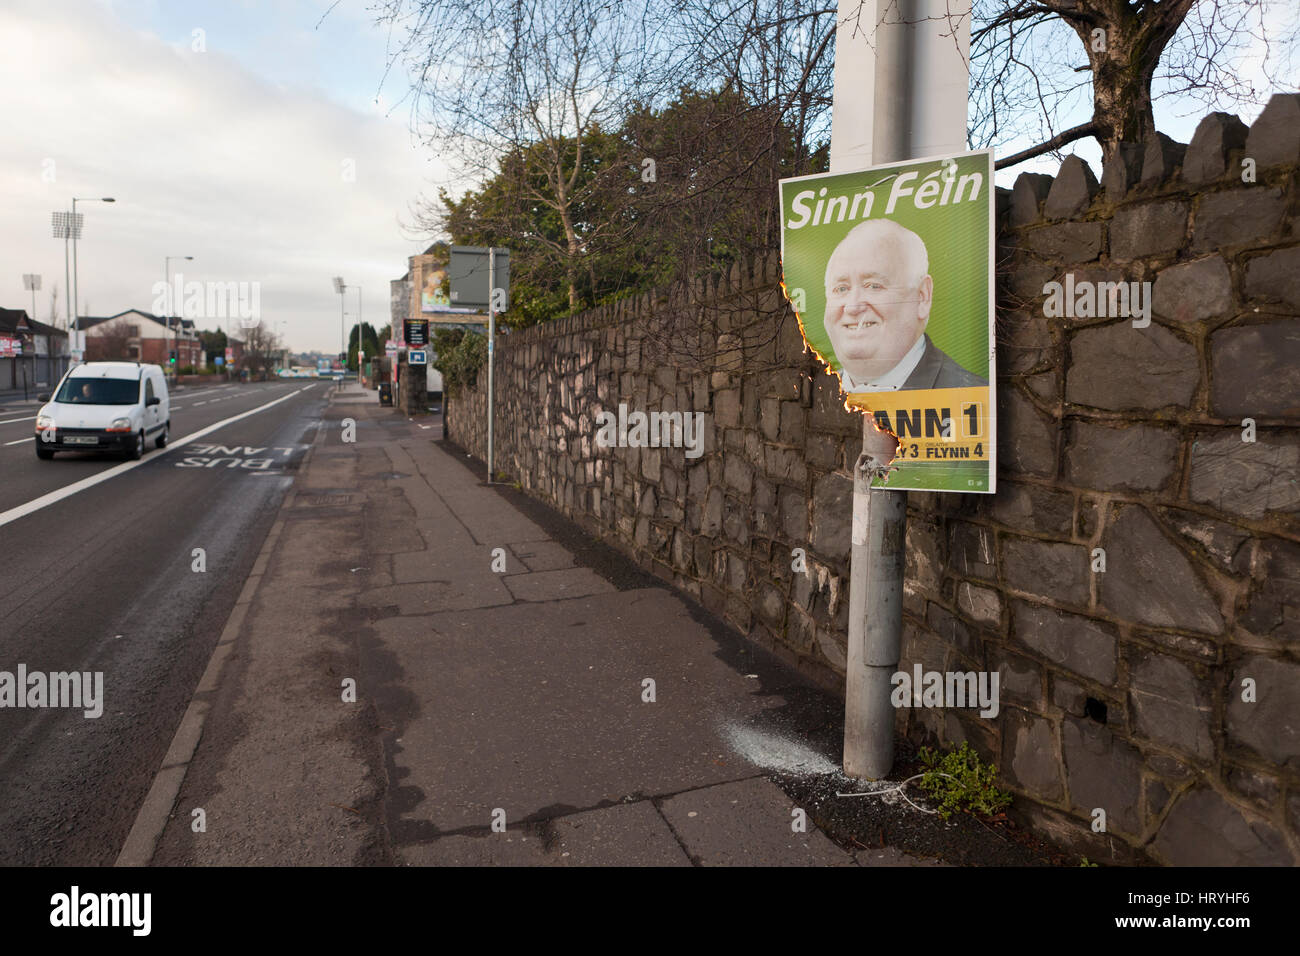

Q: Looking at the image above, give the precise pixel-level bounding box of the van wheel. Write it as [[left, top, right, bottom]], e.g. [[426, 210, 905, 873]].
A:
[[156, 422, 169, 449], [36, 446, 54, 460], [125, 431, 145, 461]]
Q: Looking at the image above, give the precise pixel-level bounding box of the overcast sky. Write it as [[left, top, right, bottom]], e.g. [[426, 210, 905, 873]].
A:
[[1, 0, 441, 353]]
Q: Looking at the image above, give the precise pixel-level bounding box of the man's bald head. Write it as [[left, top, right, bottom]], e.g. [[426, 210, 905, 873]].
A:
[[824, 219, 929, 291], [822, 219, 933, 383]]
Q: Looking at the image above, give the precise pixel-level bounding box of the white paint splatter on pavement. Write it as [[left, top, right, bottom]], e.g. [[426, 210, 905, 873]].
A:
[[721, 721, 841, 777]]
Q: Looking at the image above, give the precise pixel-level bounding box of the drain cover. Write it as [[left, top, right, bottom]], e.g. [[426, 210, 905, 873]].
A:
[[299, 494, 352, 506]]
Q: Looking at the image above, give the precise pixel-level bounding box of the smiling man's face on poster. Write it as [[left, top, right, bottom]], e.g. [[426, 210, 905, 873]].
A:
[[823, 219, 933, 386], [779, 151, 997, 493]]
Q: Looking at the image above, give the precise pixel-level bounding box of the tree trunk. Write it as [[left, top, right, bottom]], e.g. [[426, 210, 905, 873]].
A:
[[552, 183, 580, 310], [1069, 0, 1194, 165], [1089, 21, 1156, 162], [561, 213, 580, 311]]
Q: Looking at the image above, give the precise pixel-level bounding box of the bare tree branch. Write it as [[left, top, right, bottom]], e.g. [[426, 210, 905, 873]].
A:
[[994, 119, 1098, 167]]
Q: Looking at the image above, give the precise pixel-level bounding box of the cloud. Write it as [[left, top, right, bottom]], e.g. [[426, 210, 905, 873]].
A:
[[0, 0, 442, 351]]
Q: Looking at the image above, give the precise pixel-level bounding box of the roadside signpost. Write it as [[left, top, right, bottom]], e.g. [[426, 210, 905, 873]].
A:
[[446, 246, 509, 311], [403, 318, 429, 347], [447, 245, 510, 483], [408, 349, 427, 366]]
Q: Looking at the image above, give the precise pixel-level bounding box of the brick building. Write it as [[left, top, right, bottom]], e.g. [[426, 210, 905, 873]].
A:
[[0, 308, 69, 392], [81, 309, 203, 368]]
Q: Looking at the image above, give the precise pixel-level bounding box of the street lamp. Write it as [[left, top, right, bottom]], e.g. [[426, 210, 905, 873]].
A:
[[165, 255, 193, 377], [332, 276, 346, 381], [276, 320, 288, 373], [70, 196, 114, 333]]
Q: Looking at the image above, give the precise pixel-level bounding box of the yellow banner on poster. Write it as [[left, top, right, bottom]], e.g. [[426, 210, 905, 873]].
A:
[[847, 386, 991, 463]]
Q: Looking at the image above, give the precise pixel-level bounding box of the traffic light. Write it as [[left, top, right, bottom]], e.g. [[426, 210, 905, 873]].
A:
[[168, 350, 176, 365]]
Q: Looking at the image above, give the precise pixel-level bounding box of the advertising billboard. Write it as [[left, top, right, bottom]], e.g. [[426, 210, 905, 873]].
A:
[[779, 150, 996, 494], [412, 253, 479, 315]]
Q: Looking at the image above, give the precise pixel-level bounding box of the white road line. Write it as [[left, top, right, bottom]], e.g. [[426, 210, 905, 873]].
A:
[[1, 384, 291, 424], [0, 386, 316, 530], [173, 384, 232, 398], [4, 437, 33, 446]]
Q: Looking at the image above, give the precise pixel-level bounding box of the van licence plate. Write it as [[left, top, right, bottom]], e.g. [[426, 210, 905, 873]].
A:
[[64, 436, 98, 445]]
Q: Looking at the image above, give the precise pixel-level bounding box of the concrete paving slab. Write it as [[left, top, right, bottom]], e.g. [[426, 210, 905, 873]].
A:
[[403, 442, 552, 545], [503, 566, 615, 602], [358, 579, 515, 614], [398, 800, 691, 867], [392, 544, 503, 584], [368, 587, 798, 841], [658, 777, 854, 866], [510, 540, 577, 572]]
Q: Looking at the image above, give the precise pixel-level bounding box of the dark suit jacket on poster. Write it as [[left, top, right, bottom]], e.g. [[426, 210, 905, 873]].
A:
[[901, 334, 987, 390]]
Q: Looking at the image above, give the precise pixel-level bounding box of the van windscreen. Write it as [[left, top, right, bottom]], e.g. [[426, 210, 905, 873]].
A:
[[55, 377, 140, 405]]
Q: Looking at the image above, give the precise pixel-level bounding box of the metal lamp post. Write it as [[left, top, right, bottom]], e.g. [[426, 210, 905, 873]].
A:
[[276, 320, 288, 372], [165, 255, 193, 376], [70, 196, 114, 333], [834, 0, 972, 780], [332, 276, 346, 385]]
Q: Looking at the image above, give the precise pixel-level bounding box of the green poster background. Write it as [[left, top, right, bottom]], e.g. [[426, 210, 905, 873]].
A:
[[778, 150, 996, 493]]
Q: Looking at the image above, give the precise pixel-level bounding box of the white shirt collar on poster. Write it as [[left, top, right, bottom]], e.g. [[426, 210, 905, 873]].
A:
[[839, 332, 927, 393]]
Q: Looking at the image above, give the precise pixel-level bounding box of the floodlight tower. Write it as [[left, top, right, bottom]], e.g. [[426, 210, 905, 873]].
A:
[[51, 211, 81, 330]]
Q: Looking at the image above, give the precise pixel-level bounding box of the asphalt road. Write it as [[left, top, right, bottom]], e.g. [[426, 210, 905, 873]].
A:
[[0, 379, 328, 865]]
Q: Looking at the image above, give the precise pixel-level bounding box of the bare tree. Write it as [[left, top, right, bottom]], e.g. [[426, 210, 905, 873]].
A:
[[369, 0, 1296, 379], [971, 0, 1298, 168], [377, 0, 675, 310], [239, 324, 282, 378], [671, 1, 1297, 169], [85, 320, 133, 361], [667, 0, 838, 172]]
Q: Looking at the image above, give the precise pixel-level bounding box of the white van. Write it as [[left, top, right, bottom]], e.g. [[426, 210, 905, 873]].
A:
[[34, 362, 170, 461]]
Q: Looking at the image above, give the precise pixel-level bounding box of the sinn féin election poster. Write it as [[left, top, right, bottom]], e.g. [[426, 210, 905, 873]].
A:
[[779, 150, 996, 494]]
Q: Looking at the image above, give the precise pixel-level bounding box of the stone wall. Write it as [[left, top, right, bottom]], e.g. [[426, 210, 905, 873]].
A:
[[447, 96, 1300, 865]]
